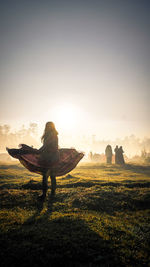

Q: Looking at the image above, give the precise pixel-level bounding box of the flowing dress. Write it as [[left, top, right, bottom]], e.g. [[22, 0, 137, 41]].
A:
[[7, 143, 84, 176]]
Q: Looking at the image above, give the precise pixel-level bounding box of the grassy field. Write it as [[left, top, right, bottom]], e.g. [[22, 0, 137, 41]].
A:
[[0, 162, 150, 267]]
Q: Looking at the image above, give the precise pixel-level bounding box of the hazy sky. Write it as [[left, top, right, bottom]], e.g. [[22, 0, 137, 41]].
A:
[[0, 0, 150, 139]]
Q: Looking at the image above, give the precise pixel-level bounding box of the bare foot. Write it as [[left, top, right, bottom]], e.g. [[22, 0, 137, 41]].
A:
[[38, 194, 46, 201]]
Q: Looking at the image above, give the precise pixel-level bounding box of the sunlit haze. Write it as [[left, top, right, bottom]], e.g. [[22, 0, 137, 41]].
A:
[[51, 104, 82, 134], [0, 0, 150, 147]]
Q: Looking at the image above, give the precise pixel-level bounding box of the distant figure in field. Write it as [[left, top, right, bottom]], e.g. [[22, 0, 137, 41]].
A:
[[114, 145, 119, 164], [105, 145, 113, 164], [118, 146, 125, 164]]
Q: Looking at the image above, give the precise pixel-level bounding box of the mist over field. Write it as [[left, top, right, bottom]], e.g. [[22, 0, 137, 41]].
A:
[[0, 124, 150, 162]]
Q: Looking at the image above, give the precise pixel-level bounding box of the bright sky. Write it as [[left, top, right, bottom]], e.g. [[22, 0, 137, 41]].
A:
[[0, 0, 150, 140]]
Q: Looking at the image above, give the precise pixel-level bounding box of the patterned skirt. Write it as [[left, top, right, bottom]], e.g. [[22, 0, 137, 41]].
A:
[[7, 144, 84, 176]]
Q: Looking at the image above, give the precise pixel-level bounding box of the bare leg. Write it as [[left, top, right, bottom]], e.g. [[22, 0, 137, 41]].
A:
[[50, 175, 56, 195], [39, 172, 49, 200]]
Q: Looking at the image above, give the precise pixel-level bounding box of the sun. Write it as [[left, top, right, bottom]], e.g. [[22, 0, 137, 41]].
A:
[[52, 104, 80, 133]]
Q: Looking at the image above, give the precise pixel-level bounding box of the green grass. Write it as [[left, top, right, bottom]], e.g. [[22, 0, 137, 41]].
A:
[[0, 162, 150, 266]]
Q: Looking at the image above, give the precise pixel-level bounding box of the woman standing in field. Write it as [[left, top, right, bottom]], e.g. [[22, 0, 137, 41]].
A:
[[38, 122, 59, 199], [7, 122, 84, 200], [114, 145, 119, 164], [114, 145, 125, 164], [105, 145, 113, 164], [118, 146, 125, 164]]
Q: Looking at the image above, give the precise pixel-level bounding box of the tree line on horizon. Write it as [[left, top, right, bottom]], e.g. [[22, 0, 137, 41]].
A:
[[0, 124, 150, 160], [0, 123, 39, 151]]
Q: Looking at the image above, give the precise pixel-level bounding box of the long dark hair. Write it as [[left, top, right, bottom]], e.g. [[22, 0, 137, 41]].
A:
[[41, 122, 58, 143]]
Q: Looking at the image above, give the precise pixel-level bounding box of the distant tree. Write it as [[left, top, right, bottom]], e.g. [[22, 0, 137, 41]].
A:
[[3, 125, 10, 135], [29, 123, 38, 136]]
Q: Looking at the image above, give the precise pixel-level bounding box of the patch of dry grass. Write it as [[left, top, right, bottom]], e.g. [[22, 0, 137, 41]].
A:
[[0, 162, 150, 266]]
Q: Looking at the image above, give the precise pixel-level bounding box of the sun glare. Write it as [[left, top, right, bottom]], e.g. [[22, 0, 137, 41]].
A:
[[52, 104, 80, 133]]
